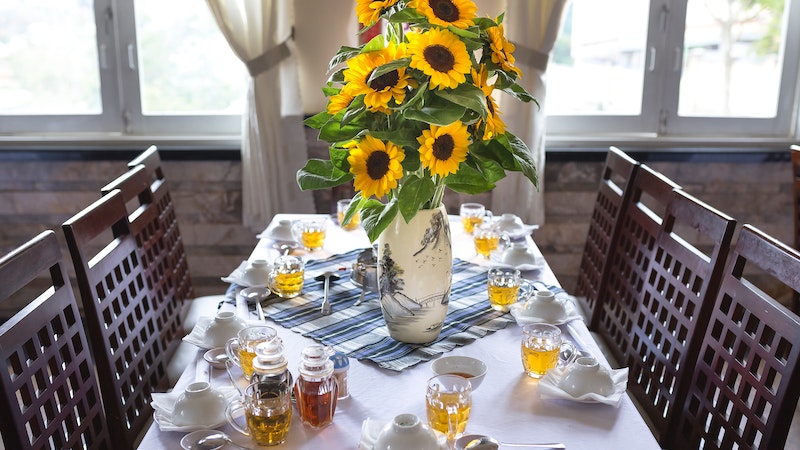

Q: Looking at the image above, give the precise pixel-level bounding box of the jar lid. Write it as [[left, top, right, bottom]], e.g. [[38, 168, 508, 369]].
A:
[[329, 351, 349, 373], [298, 345, 334, 378], [253, 337, 288, 373]]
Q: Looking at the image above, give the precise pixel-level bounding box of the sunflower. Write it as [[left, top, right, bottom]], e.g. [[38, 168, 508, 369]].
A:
[[407, 28, 471, 90], [344, 43, 416, 113], [355, 0, 401, 26], [487, 22, 522, 77], [417, 121, 470, 177], [471, 65, 505, 140], [327, 88, 355, 115], [410, 0, 477, 29], [348, 135, 406, 199]]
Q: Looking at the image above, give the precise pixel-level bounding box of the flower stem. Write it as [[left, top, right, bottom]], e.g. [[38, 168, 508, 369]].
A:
[[430, 178, 446, 208]]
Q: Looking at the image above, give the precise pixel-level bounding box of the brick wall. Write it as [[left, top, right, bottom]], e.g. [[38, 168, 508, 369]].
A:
[[0, 147, 794, 317]]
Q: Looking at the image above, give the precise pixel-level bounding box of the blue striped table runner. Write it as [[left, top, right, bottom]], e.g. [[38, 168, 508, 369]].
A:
[[252, 249, 564, 371]]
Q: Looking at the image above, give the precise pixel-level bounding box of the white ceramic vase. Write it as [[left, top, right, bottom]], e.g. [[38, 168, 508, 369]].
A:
[[377, 205, 452, 344]]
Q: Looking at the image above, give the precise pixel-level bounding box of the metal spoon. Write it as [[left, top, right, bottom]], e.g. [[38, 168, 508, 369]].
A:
[[315, 268, 344, 315], [197, 432, 252, 450], [458, 434, 566, 450]]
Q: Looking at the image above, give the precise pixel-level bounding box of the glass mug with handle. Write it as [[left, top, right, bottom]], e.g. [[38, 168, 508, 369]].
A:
[[291, 219, 327, 251], [267, 255, 304, 298], [459, 203, 491, 234], [425, 374, 472, 441], [486, 268, 534, 312], [473, 221, 510, 259], [336, 199, 361, 231], [226, 326, 278, 378], [520, 323, 578, 379], [227, 380, 292, 446]]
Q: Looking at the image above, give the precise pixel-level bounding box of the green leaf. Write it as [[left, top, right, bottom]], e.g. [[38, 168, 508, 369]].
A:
[[501, 82, 538, 105], [469, 154, 506, 184], [296, 159, 352, 190], [370, 127, 420, 149], [341, 96, 366, 127], [400, 147, 421, 173], [328, 46, 361, 72], [443, 163, 496, 194], [398, 80, 428, 112], [360, 199, 398, 242], [341, 192, 363, 227], [434, 84, 488, 118], [397, 175, 435, 222], [403, 95, 466, 126], [321, 86, 339, 97], [329, 146, 352, 172], [387, 7, 426, 24], [471, 137, 517, 170], [320, 117, 366, 142], [474, 17, 499, 30], [304, 111, 332, 130], [368, 58, 411, 84], [446, 25, 479, 40], [504, 132, 539, 186], [362, 35, 386, 53], [328, 68, 346, 84]]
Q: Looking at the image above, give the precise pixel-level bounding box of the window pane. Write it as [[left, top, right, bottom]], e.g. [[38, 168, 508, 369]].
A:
[[548, 0, 649, 115], [679, 0, 785, 118], [0, 0, 101, 115], [134, 0, 246, 115]]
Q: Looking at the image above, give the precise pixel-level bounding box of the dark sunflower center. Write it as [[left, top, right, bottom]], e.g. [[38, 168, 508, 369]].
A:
[[369, 69, 400, 91], [423, 45, 455, 73], [429, 0, 459, 22], [432, 135, 455, 160], [366, 151, 391, 180]]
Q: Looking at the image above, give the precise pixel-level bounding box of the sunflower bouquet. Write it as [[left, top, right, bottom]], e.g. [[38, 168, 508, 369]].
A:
[[297, 0, 538, 242]]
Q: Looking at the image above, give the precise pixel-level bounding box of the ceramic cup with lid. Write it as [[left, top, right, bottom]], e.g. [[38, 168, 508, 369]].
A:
[[172, 381, 228, 427], [523, 290, 568, 322], [204, 311, 248, 348], [494, 213, 526, 237], [267, 219, 296, 242], [500, 242, 539, 267], [243, 259, 271, 287], [374, 413, 440, 450], [559, 355, 615, 397]]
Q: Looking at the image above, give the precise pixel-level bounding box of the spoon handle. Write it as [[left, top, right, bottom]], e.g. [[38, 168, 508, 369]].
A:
[[224, 439, 253, 450], [503, 444, 566, 449], [321, 275, 332, 315]]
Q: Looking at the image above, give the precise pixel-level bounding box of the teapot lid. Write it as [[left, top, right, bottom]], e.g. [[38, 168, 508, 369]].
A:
[[253, 337, 288, 373], [298, 345, 334, 378]]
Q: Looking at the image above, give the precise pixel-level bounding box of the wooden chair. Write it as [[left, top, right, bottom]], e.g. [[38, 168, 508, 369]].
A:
[[62, 190, 170, 450], [670, 225, 800, 449], [0, 231, 111, 450], [627, 189, 736, 446], [575, 146, 640, 329], [791, 144, 800, 312], [596, 164, 681, 366]]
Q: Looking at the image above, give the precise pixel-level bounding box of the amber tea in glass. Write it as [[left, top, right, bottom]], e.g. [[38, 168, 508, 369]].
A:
[[487, 268, 523, 312], [226, 326, 277, 378], [426, 374, 472, 441], [268, 255, 304, 298], [227, 381, 292, 446], [520, 323, 575, 379], [459, 203, 486, 234]]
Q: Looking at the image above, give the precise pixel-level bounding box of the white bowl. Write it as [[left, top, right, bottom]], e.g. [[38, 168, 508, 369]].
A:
[[203, 311, 248, 348], [523, 290, 568, 323], [431, 356, 487, 390], [558, 356, 615, 397], [374, 413, 440, 450], [172, 382, 228, 427], [500, 243, 538, 267], [265, 219, 296, 242]]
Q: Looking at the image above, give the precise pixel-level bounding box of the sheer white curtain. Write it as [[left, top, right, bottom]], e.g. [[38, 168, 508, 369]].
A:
[[206, 0, 315, 230], [491, 0, 568, 225]]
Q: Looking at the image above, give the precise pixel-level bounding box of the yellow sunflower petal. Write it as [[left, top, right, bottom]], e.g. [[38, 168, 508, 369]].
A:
[[410, 0, 477, 29], [348, 135, 405, 198], [407, 28, 471, 90], [487, 22, 522, 77], [416, 121, 470, 177], [355, 0, 400, 26]]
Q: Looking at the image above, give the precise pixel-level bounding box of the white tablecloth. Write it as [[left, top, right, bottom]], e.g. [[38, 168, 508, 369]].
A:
[[137, 214, 661, 449]]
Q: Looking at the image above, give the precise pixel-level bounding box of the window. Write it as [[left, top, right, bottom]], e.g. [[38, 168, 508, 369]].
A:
[[547, 0, 800, 138], [0, 0, 798, 141], [0, 0, 245, 135]]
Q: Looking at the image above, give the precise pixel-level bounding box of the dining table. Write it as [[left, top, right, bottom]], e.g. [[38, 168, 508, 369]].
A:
[[137, 213, 662, 450]]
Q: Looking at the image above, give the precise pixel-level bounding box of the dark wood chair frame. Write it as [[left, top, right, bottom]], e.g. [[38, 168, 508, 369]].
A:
[[63, 190, 172, 450], [596, 164, 681, 366], [791, 144, 800, 313], [627, 189, 736, 446], [670, 225, 800, 449], [0, 231, 111, 450], [575, 146, 640, 330]]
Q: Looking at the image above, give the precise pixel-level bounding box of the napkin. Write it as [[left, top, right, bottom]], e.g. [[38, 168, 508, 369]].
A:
[[508, 295, 585, 326], [151, 386, 239, 432], [358, 418, 449, 450], [537, 366, 629, 407], [182, 316, 261, 350], [221, 260, 255, 287]]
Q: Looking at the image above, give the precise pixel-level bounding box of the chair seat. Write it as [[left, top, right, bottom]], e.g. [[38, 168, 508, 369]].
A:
[[183, 294, 228, 334]]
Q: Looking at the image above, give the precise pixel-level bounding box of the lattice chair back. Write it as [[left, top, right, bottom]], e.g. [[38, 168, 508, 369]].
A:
[[791, 144, 800, 312], [0, 231, 111, 450], [575, 146, 640, 329], [671, 225, 800, 449], [62, 190, 170, 450], [628, 189, 736, 445]]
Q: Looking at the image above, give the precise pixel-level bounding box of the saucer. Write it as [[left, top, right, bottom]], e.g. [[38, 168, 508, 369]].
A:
[[508, 296, 584, 326], [538, 365, 629, 407], [152, 385, 239, 432]]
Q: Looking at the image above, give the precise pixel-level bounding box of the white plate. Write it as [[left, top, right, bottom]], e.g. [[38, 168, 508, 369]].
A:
[[488, 251, 544, 271], [507, 296, 584, 326], [538, 366, 629, 407]]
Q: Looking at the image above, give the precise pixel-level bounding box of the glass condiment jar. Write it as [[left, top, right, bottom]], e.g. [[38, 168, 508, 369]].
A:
[[293, 345, 338, 429], [250, 337, 293, 389], [329, 351, 350, 400]]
